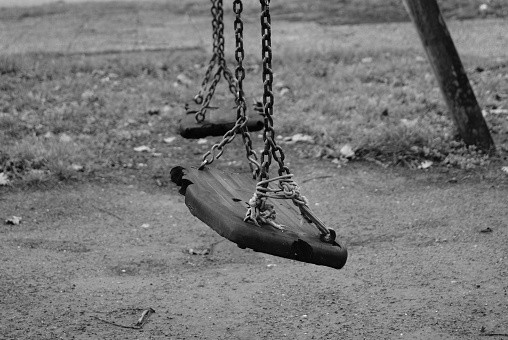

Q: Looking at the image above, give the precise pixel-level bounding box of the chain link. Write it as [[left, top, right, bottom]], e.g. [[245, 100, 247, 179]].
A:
[[194, 0, 219, 105], [234, 0, 261, 178], [200, 0, 261, 176], [258, 0, 289, 179], [194, 0, 238, 123]]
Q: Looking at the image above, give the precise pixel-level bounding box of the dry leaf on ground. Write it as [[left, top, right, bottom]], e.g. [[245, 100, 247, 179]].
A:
[[133, 146, 153, 152], [0, 172, 9, 186], [5, 216, 22, 225]]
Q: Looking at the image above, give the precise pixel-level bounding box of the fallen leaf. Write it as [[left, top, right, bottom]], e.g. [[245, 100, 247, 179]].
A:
[[419, 160, 433, 169], [140, 223, 150, 229], [340, 144, 355, 158], [292, 133, 314, 143], [284, 133, 314, 144], [501, 166, 508, 174], [279, 87, 290, 96], [163, 136, 177, 144], [81, 90, 95, 101], [5, 216, 22, 225], [0, 172, 10, 186], [134, 146, 153, 152], [400, 118, 419, 128], [70, 164, 84, 172], [188, 248, 210, 255], [59, 133, 73, 143]]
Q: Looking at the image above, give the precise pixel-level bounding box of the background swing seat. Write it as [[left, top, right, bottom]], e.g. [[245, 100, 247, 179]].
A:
[[178, 98, 265, 139], [170, 166, 348, 269]]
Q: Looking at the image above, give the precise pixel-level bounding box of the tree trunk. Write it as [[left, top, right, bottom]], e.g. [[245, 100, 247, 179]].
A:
[[402, 0, 495, 153]]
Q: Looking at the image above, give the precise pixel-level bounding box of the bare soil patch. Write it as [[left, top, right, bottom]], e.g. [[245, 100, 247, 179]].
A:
[[2, 161, 508, 339]]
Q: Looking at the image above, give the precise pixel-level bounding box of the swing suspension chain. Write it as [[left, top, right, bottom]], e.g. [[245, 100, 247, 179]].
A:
[[243, 0, 335, 243], [194, 0, 238, 123], [199, 0, 261, 175], [215, 0, 237, 98], [258, 0, 289, 180], [194, 0, 220, 106], [233, 0, 261, 178]]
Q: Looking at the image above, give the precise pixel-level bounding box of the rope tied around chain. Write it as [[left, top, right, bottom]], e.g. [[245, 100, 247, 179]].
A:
[[244, 175, 336, 242], [195, 0, 337, 243]]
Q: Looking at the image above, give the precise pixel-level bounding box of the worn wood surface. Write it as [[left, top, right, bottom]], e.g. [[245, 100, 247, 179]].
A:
[[170, 166, 348, 269]]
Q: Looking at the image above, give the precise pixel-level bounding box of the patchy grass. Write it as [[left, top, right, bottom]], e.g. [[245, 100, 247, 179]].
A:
[[274, 45, 508, 166], [0, 50, 198, 186], [0, 45, 506, 186], [0, 1, 507, 186]]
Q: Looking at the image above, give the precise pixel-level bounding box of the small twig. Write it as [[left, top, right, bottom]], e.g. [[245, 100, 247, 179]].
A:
[[92, 316, 142, 330], [92, 308, 155, 330], [301, 175, 333, 184], [90, 204, 124, 221], [480, 334, 508, 337], [135, 308, 155, 328]]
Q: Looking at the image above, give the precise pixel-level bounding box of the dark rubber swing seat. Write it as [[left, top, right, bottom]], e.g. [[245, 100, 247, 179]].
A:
[[178, 98, 265, 139], [170, 166, 348, 269]]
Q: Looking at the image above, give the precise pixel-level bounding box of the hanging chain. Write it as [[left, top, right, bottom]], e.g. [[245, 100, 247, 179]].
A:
[[194, 0, 220, 105], [214, 0, 237, 98], [199, 0, 261, 177], [233, 0, 260, 177], [193, 0, 238, 123], [242, 0, 335, 242], [258, 0, 289, 179]]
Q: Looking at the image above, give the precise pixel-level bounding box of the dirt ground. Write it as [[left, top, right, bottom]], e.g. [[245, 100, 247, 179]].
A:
[[2, 151, 508, 339], [1, 1, 508, 340]]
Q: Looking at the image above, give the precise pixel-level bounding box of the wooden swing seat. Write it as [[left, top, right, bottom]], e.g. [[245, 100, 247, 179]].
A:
[[178, 98, 265, 139], [170, 166, 348, 269]]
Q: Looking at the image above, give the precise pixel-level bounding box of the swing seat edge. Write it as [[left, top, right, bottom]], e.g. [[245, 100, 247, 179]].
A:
[[171, 166, 348, 270]]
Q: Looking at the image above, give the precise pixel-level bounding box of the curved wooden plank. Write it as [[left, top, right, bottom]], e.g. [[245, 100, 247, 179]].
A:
[[171, 166, 348, 269], [179, 98, 264, 139]]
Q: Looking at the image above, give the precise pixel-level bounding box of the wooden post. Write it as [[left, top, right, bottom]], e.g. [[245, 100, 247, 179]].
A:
[[402, 0, 495, 153]]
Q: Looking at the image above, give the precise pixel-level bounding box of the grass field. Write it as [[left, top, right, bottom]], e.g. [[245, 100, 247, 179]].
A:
[[0, 0, 507, 186]]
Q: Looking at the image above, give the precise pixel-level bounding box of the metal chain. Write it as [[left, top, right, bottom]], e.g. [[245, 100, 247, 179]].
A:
[[234, 0, 261, 178], [199, 0, 261, 176], [258, 0, 289, 179], [193, 0, 238, 123], [231, 0, 334, 242], [194, 0, 220, 105], [215, 1, 238, 98]]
